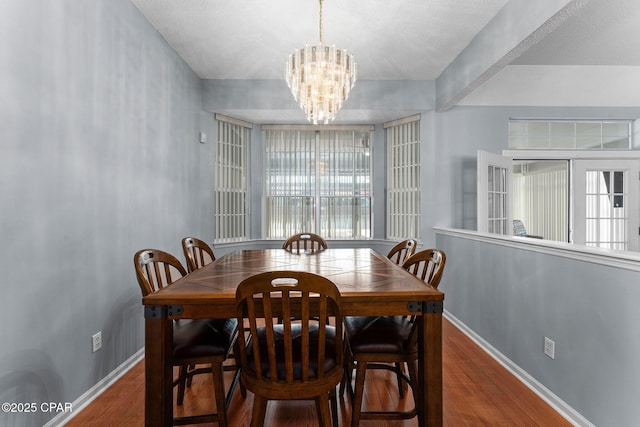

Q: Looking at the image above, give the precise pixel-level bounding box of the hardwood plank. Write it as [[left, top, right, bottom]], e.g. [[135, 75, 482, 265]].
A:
[[66, 319, 572, 426]]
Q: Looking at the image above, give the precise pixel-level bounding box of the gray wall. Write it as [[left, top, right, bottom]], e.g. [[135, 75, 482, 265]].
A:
[[0, 1, 213, 425], [435, 231, 640, 427]]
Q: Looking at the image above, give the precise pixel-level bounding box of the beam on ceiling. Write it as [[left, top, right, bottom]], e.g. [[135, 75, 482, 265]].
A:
[[435, 0, 590, 112]]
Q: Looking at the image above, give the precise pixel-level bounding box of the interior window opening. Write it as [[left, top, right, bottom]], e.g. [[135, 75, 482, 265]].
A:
[[512, 160, 569, 243]]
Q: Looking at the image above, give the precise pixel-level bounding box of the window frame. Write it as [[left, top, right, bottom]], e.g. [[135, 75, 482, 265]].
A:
[[508, 119, 632, 150], [385, 115, 421, 241], [214, 114, 252, 244], [261, 124, 374, 240], [502, 150, 640, 251]]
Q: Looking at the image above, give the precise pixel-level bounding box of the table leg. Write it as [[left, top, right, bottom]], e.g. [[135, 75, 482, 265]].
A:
[[418, 309, 443, 426], [144, 314, 172, 427]]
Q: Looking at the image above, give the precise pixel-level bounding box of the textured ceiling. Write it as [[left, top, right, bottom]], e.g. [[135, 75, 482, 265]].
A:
[[130, 0, 640, 117], [459, 0, 640, 107], [513, 0, 640, 66], [129, 0, 510, 80]]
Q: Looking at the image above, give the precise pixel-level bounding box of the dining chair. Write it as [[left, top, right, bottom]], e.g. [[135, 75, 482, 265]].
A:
[[387, 239, 418, 265], [513, 219, 543, 239], [181, 236, 247, 397], [282, 232, 328, 254], [385, 238, 418, 395], [235, 271, 344, 427], [134, 249, 239, 427], [182, 236, 216, 273], [343, 248, 446, 426]]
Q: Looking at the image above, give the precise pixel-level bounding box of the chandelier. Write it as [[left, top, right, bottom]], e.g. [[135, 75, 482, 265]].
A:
[[285, 0, 357, 125]]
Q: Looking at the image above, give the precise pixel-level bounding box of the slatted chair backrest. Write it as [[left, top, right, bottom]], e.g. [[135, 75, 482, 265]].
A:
[[134, 249, 187, 296], [282, 233, 328, 254], [387, 239, 418, 265], [182, 237, 216, 273], [402, 248, 447, 289], [235, 271, 343, 394]]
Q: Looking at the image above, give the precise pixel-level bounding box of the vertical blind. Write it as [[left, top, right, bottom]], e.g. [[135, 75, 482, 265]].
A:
[[215, 115, 251, 243], [385, 116, 421, 240], [513, 161, 568, 242], [263, 127, 372, 239]]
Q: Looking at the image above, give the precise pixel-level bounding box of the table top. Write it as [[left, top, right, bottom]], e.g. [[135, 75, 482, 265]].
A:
[[142, 248, 444, 310]]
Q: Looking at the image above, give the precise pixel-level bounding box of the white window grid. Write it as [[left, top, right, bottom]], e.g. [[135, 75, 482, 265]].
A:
[[509, 119, 631, 150], [385, 117, 421, 240], [585, 169, 628, 250], [487, 165, 508, 235], [214, 116, 251, 243], [263, 127, 372, 240]]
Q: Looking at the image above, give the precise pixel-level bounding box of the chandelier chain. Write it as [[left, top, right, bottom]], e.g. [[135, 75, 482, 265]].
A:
[[319, 0, 323, 44]]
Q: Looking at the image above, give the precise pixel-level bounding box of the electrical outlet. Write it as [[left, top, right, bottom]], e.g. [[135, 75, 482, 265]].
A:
[[92, 331, 102, 353], [544, 337, 555, 359]]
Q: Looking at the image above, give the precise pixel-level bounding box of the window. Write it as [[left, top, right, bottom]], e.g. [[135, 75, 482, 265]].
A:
[[476, 119, 640, 251], [513, 160, 569, 242], [509, 119, 631, 149], [214, 114, 251, 243], [263, 126, 373, 240], [385, 116, 421, 240], [573, 160, 639, 251], [477, 150, 512, 235]]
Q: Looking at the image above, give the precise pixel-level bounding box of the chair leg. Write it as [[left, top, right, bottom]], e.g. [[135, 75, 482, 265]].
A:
[[406, 359, 419, 404], [340, 359, 355, 400], [315, 393, 333, 427], [176, 365, 188, 405], [395, 362, 408, 398], [330, 387, 339, 427], [350, 360, 367, 427], [225, 365, 242, 408], [339, 365, 349, 398], [186, 363, 195, 386], [211, 361, 228, 427], [251, 395, 268, 427], [232, 332, 248, 398]]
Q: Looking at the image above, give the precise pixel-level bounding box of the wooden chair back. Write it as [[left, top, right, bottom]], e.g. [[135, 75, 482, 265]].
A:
[[402, 248, 447, 289], [235, 271, 343, 400], [182, 237, 216, 273], [282, 233, 328, 254], [134, 249, 187, 296], [402, 249, 447, 348], [387, 239, 417, 265]]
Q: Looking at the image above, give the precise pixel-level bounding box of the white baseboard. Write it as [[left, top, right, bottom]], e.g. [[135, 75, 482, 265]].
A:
[[444, 311, 594, 427], [46, 348, 144, 427]]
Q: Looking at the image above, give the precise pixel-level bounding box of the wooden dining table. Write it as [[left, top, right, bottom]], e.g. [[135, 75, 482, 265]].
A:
[[142, 248, 444, 426]]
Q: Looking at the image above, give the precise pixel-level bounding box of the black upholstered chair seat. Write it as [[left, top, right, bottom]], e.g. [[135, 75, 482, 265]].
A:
[[344, 316, 413, 354], [246, 323, 338, 380], [173, 318, 239, 359]]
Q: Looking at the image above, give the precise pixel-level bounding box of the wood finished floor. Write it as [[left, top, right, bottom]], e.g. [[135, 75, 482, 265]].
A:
[[65, 319, 572, 426]]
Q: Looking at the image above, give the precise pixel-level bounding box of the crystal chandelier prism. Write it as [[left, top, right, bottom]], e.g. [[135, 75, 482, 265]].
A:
[[285, 0, 357, 125]]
